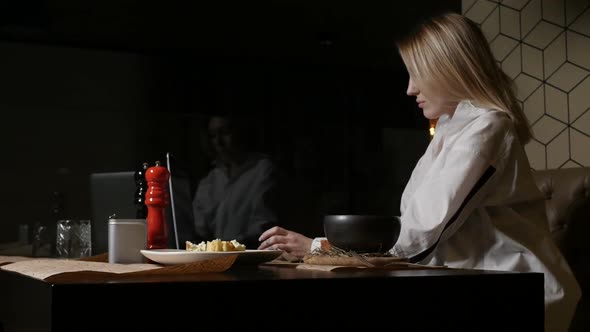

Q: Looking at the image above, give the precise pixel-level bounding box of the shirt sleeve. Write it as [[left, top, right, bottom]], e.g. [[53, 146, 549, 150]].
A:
[[392, 114, 510, 262], [192, 176, 214, 242], [311, 237, 327, 251], [239, 159, 280, 249], [400, 153, 428, 215]]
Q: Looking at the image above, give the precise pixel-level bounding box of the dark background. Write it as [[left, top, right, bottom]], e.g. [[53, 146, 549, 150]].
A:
[[0, 0, 460, 244]]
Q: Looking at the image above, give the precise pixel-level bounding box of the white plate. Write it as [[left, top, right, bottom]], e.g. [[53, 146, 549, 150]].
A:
[[140, 249, 282, 266]]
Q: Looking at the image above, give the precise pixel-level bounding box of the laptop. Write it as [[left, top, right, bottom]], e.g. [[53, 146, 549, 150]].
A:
[[165, 152, 197, 249], [89, 171, 137, 255]]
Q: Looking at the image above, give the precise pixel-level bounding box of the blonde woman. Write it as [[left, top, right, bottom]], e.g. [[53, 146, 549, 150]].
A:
[[258, 12, 580, 331]]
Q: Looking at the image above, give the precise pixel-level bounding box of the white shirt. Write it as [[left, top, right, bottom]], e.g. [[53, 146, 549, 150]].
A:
[[311, 101, 581, 331], [393, 101, 581, 331]]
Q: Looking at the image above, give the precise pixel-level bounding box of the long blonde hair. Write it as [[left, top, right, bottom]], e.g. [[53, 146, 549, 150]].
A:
[[397, 12, 532, 144]]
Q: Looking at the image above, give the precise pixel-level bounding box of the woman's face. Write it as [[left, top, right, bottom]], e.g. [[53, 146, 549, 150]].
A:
[[406, 77, 458, 120]]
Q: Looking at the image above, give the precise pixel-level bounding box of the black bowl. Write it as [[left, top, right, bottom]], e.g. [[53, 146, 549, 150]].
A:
[[323, 215, 401, 253]]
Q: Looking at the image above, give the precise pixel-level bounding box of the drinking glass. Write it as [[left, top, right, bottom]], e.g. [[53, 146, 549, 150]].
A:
[[56, 219, 92, 258]]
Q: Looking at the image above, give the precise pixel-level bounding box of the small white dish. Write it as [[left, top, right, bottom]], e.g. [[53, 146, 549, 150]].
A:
[[140, 249, 282, 266]]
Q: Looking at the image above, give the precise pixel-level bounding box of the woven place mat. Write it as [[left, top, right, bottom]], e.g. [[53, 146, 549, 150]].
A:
[[264, 260, 447, 272], [0, 255, 48, 266], [299, 262, 447, 272], [0, 254, 237, 283], [303, 254, 407, 266], [262, 254, 446, 272]]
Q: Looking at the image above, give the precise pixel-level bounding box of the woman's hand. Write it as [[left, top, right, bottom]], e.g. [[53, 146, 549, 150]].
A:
[[258, 226, 313, 260]]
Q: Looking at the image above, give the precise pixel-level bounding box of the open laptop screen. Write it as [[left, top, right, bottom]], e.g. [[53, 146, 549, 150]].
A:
[[89, 171, 136, 255]]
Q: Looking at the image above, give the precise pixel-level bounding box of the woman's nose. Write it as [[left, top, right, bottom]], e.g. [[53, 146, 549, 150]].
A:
[[406, 78, 418, 96]]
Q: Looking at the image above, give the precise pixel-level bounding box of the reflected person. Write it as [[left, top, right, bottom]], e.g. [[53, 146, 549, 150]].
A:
[[192, 113, 278, 250], [258, 12, 581, 332]]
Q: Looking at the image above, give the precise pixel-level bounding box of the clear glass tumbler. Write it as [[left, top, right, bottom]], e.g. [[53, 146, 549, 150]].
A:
[[56, 219, 92, 258]]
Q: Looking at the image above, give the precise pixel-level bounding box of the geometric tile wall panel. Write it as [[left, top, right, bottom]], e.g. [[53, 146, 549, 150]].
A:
[[501, 6, 521, 38], [515, 74, 542, 101], [543, 0, 566, 25], [491, 35, 520, 61], [570, 5, 590, 34], [482, 7, 501, 40], [522, 0, 542, 37], [503, 0, 533, 10], [463, 0, 478, 12], [524, 139, 547, 169], [532, 115, 567, 144], [464, 0, 590, 169], [543, 32, 566, 78], [502, 46, 522, 79], [571, 128, 590, 165], [567, 31, 590, 70], [522, 44, 544, 79], [547, 128, 570, 168], [524, 21, 564, 49], [569, 76, 590, 120], [547, 62, 588, 91], [545, 85, 569, 122], [566, 0, 590, 25], [464, 0, 497, 23], [524, 86, 545, 124], [572, 109, 590, 133], [563, 160, 582, 168]]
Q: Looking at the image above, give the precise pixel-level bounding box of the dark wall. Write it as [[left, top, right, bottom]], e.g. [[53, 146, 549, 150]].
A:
[[0, 0, 459, 244], [1, 0, 460, 67]]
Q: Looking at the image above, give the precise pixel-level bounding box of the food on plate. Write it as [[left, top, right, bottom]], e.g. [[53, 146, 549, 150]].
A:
[[185, 239, 246, 252], [185, 240, 207, 252]]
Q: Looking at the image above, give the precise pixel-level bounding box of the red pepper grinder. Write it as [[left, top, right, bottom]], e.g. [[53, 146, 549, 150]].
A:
[[145, 160, 170, 249]]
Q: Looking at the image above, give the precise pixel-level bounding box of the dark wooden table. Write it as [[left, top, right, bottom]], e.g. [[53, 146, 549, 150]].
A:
[[0, 264, 544, 332]]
